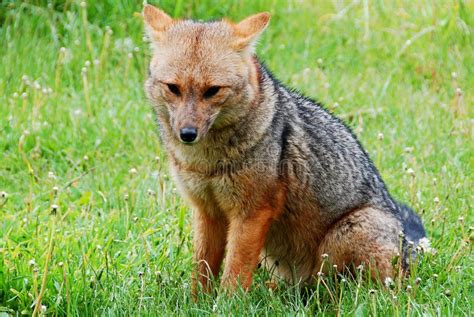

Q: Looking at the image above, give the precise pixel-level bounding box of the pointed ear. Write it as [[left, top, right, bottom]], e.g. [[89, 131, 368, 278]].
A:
[[232, 12, 270, 51], [143, 4, 173, 40]]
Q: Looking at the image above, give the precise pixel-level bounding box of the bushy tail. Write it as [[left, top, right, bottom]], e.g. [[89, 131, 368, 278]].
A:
[[399, 203, 426, 243]]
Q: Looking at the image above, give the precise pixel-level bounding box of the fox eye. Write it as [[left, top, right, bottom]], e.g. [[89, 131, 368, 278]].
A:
[[166, 83, 181, 96], [203, 86, 220, 99]]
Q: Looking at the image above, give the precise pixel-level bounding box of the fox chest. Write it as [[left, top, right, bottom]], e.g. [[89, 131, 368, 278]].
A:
[[171, 165, 266, 216]]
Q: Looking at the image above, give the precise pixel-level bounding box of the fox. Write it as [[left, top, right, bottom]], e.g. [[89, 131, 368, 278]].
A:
[[142, 4, 429, 292]]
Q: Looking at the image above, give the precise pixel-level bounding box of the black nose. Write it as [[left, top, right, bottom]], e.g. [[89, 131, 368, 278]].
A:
[[179, 127, 198, 143]]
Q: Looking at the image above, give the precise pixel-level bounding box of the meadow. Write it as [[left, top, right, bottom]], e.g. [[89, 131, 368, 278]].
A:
[[0, 0, 472, 315]]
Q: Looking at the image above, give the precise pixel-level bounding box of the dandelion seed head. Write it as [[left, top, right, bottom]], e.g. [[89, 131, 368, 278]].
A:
[[384, 277, 394, 288]]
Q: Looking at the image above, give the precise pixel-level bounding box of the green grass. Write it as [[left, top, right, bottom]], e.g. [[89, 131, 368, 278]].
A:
[[1, 0, 472, 315]]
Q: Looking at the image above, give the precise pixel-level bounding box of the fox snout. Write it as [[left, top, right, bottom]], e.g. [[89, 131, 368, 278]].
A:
[[170, 102, 218, 145]]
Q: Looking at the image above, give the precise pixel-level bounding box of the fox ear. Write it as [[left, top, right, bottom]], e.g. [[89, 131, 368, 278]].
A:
[[232, 12, 271, 52], [143, 4, 173, 40]]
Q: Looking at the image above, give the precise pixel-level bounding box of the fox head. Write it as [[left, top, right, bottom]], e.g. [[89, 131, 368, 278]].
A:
[[143, 5, 270, 144]]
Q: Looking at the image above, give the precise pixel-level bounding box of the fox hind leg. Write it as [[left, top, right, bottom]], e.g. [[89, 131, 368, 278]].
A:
[[317, 207, 402, 281]]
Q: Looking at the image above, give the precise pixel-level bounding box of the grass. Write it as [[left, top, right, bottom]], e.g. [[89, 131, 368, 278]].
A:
[[0, 0, 472, 315]]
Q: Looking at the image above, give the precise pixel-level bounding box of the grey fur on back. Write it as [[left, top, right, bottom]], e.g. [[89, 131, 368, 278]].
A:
[[254, 61, 425, 241]]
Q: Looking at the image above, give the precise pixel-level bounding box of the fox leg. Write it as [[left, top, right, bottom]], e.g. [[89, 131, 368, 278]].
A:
[[221, 208, 276, 290], [317, 206, 402, 281], [192, 208, 227, 294]]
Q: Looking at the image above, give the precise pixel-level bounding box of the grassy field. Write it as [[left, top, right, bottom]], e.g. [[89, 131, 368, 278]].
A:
[[0, 0, 472, 315]]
